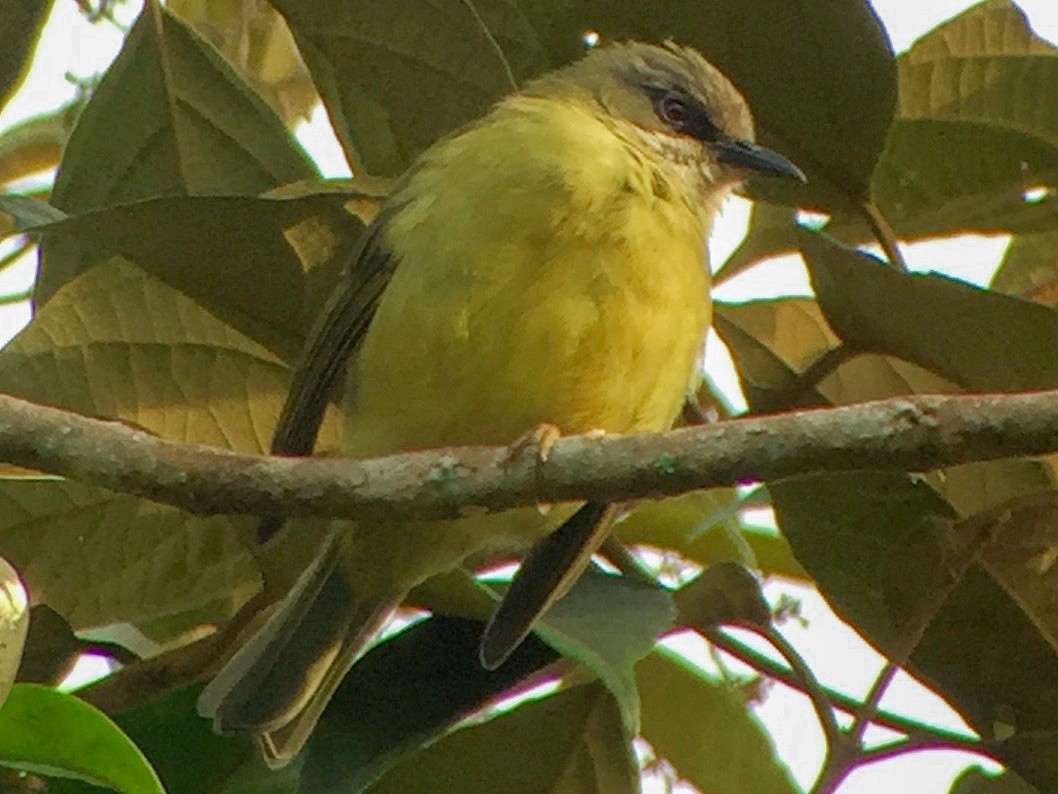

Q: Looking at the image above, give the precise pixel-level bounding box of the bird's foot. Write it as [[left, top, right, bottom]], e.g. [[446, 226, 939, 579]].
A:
[[504, 423, 564, 515]]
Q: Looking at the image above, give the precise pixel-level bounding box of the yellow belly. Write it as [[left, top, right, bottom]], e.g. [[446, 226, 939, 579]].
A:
[[340, 95, 713, 592]]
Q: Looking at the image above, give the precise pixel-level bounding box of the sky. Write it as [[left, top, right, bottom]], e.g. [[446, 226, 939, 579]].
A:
[[1, 2, 1057, 793]]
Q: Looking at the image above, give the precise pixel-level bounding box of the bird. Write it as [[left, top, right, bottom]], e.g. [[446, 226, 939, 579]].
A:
[[197, 39, 805, 767]]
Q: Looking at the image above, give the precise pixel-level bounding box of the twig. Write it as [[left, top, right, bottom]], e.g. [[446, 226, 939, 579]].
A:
[[705, 629, 995, 761], [862, 200, 908, 272], [758, 344, 857, 413], [2, 390, 1058, 525]]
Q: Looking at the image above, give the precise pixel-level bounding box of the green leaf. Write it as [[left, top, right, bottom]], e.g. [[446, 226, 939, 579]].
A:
[[268, 0, 553, 175], [0, 260, 330, 627], [638, 649, 798, 794], [363, 683, 637, 794], [0, 478, 257, 630], [107, 686, 263, 794], [773, 471, 958, 660], [0, 0, 51, 113], [39, 0, 316, 305], [530, 570, 675, 734], [800, 227, 1058, 390], [773, 469, 1058, 792], [0, 684, 164, 794], [0, 259, 293, 450], [6, 191, 364, 360], [307, 569, 672, 792], [831, 0, 1058, 242], [44, 685, 285, 794], [615, 488, 754, 567], [0, 194, 66, 229], [303, 616, 556, 794], [424, 569, 672, 736]]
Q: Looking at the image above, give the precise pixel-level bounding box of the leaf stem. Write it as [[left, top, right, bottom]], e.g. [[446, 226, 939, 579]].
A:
[[862, 200, 908, 272], [705, 629, 994, 759]]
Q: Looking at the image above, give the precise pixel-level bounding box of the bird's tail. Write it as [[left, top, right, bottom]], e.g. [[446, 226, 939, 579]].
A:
[[198, 533, 399, 767]]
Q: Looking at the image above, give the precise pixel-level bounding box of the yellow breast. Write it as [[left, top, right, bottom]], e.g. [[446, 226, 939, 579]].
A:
[[345, 95, 712, 460]]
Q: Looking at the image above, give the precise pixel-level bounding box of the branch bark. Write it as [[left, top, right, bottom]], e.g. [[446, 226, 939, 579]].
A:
[[1, 389, 1058, 522]]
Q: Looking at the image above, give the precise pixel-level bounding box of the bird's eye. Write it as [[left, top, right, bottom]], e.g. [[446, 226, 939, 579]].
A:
[[657, 93, 689, 129]]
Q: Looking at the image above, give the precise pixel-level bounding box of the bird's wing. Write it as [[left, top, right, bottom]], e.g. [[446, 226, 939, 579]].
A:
[[479, 500, 619, 669], [258, 213, 396, 541]]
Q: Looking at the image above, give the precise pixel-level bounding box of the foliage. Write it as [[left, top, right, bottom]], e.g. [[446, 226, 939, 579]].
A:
[[0, 1, 1055, 793]]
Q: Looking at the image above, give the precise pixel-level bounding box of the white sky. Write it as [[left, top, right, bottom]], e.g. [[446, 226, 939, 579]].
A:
[[2, 2, 1057, 793]]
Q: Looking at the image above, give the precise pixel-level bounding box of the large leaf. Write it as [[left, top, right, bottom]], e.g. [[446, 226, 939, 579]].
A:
[[0, 477, 257, 630], [45, 685, 290, 794], [831, 0, 1058, 242], [0, 259, 293, 450], [6, 191, 365, 360], [362, 683, 637, 794], [530, 571, 674, 734], [0, 260, 338, 627], [713, 298, 836, 410], [801, 228, 1058, 390], [637, 649, 798, 794], [39, 0, 316, 304], [269, 0, 549, 175], [0, 684, 164, 794], [303, 616, 556, 794], [307, 568, 672, 793], [764, 229, 1058, 789], [272, 0, 892, 211], [773, 475, 1058, 790]]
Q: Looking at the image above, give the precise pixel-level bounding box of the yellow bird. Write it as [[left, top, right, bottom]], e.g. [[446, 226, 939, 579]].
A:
[[199, 40, 804, 765]]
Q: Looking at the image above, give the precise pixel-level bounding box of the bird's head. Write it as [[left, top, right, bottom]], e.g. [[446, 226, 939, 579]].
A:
[[525, 40, 805, 207]]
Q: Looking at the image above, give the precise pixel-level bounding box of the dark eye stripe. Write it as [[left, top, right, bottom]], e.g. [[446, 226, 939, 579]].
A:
[[649, 87, 719, 143]]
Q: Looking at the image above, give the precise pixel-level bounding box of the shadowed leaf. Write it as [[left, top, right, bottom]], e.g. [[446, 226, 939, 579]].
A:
[[0, 0, 51, 114], [363, 683, 636, 794], [39, 0, 316, 305], [638, 649, 798, 794]]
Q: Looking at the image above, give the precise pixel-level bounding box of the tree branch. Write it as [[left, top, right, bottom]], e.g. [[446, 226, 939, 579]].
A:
[[2, 389, 1058, 521]]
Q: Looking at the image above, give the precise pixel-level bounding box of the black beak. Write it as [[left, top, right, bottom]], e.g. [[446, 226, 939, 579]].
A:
[[712, 138, 806, 182]]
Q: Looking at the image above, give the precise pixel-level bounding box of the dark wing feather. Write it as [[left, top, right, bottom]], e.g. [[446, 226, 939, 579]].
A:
[[258, 215, 397, 542], [479, 501, 618, 669]]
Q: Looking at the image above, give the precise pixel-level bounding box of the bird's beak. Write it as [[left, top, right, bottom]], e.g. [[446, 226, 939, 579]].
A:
[[712, 138, 806, 182]]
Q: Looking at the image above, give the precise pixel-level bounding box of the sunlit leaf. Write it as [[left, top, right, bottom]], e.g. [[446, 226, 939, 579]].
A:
[[0, 557, 28, 705], [713, 298, 837, 410], [0, 684, 164, 794], [992, 230, 1058, 303]]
